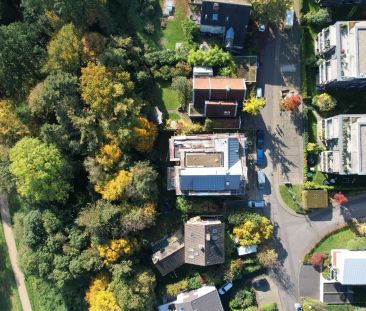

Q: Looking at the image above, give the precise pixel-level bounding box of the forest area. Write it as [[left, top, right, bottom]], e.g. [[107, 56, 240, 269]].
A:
[[0, 0, 175, 310]]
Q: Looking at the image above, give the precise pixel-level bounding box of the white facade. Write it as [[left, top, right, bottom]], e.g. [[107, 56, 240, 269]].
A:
[[331, 250, 366, 285]]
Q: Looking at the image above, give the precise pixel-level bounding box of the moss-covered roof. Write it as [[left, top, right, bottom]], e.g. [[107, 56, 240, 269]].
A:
[[302, 189, 329, 209]]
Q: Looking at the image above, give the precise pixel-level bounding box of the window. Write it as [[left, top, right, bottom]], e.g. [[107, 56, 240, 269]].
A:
[[205, 14, 208, 19], [224, 111, 231, 116], [212, 13, 218, 21]]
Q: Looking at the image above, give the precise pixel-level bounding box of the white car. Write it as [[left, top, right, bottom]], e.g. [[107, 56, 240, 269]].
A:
[[218, 282, 233, 295], [294, 303, 302, 311], [247, 200, 266, 208]]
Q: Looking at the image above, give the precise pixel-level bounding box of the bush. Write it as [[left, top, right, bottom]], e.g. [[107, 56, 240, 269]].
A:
[[261, 302, 278, 311], [166, 279, 188, 297], [229, 289, 255, 310], [303, 9, 330, 27], [257, 249, 278, 268], [181, 19, 199, 45], [306, 143, 323, 154], [333, 192, 348, 205], [176, 197, 193, 214], [312, 93, 336, 112], [228, 211, 262, 226], [356, 222, 366, 237], [225, 259, 244, 281], [310, 252, 324, 268], [280, 94, 301, 112], [187, 274, 202, 290]]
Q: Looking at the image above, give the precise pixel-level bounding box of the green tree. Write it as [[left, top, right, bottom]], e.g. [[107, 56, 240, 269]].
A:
[[9, 137, 72, 203], [303, 9, 330, 27], [127, 161, 158, 202], [0, 22, 44, 97], [243, 96, 266, 115], [171, 76, 192, 111], [181, 19, 199, 46], [44, 23, 83, 73], [176, 197, 193, 214], [250, 0, 292, 24], [229, 289, 255, 310], [312, 93, 337, 112], [23, 210, 45, 249]]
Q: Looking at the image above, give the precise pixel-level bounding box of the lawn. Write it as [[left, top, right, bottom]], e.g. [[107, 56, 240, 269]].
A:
[[279, 184, 307, 214], [168, 112, 181, 120], [162, 84, 180, 110], [307, 109, 317, 143], [309, 227, 357, 255], [161, 0, 187, 49], [0, 221, 22, 311]]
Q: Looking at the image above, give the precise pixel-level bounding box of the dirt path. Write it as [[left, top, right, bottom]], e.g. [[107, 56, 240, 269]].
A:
[[0, 194, 32, 311]]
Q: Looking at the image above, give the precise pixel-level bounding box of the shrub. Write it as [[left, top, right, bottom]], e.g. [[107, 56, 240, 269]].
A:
[[310, 252, 324, 268], [229, 289, 255, 310], [306, 143, 324, 154], [166, 279, 189, 297], [187, 274, 202, 290], [257, 249, 278, 268], [333, 192, 348, 205], [303, 9, 330, 27], [225, 259, 244, 281], [261, 302, 278, 311], [176, 197, 193, 214], [181, 19, 199, 45], [280, 94, 301, 112], [228, 211, 262, 226], [356, 222, 366, 237], [312, 93, 336, 112]]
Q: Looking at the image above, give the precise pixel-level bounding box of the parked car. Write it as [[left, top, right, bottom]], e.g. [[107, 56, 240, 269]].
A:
[[294, 303, 302, 311], [256, 129, 264, 148], [256, 87, 263, 98], [256, 148, 265, 166], [247, 200, 266, 208], [285, 9, 294, 29], [257, 170, 266, 190], [218, 282, 233, 295]]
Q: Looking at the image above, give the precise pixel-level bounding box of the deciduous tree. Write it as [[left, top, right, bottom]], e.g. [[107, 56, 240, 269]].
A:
[[171, 76, 192, 111], [310, 252, 324, 268], [9, 137, 71, 203], [95, 170, 133, 201], [132, 117, 157, 153], [97, 239, 136, 265], [257, 248, 278, 267], [233, 216, 273, 246], [280, 94, 301, 112], [312, 93, 336, 112], [250, 0, 292, 25], [243, 96, 266, 115]]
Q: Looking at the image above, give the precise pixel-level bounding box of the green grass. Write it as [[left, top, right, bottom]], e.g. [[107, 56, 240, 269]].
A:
[[168, 112, 181, 120], [162, 85, 180, 110], [0, 221, 22, 311], [279, 184, 307, 214], [313, 171, 326, 185], [307, 109, 318, 143], [161, 0, 187, 49], [327, 305, 366, 310], [310, 227, 357, 255]]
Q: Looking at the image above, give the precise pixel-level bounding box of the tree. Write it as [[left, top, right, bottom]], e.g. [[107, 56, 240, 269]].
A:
[[86, 275, 121, 311], [95, 170, 133, 201], [0, 100, 29, 146], [43, 23, 83, 73], [132, 117, 157, 153], [171, 76, 192, 111], [303, 9, 330, 27], [181, 19, 199, 45], [243, 96, 266, 115], [356, 222, 366, 237], [312, 93, 337, 112], [127, 161, 158, 201], [225, 259, 244, 281], [310, 252, 324, 268], [120, 203, 157, 234], [257, 249, 278, 267], [97, 239, 136, 265], [176, 197, 193, 214], [95, 144, 123, 170], [0, 22, 44, 97], [9, 138, 71, 203], [347, 237, 366, 251], [0, 154, 16, 192], [233, 216, 273, 246], [229, 289, 255, 310], [333, 192, 348, 205], [250, 0, 292, 24], [23, 210, 45, 249], [82, 32, 107, 61], [280, 94, 302, 112], [306, 143, 324, 154]]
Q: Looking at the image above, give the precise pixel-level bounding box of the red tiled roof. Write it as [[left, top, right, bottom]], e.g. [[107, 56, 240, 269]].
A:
[[194, 77, 246, 90]]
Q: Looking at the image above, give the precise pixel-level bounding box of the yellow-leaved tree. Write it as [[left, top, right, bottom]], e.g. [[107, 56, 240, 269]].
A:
[[80, 63, 134, 115], [243, 96, 266, 115], [97, 239, 136, 265], [233, 216, 273, 246], [95, 144, 122, 169], [86, 275, 121, 311], [132, 117, 157, 153], [95, 170, 132, 201]]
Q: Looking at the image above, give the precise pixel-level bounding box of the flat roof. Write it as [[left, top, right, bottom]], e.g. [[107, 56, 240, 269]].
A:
[[194, 77, 246, 90], [186, 152, 223, 167], [357, 28, 366, 76], [203, 0, 251, 5]]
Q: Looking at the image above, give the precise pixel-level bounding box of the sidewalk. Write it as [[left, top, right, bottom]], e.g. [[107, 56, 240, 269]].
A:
[[0, 194, 32, 311]]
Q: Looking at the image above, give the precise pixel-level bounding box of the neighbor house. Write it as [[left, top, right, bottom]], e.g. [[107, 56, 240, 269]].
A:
[[158, 286, 224, 311], [189, 77, 246, 129], [319, 114, 366, 175], [316, 21, 366, 90], [199, 0, 251, 50], [167, 133, 247, 196], [330, 250, 366, 285], [315, 0, 366, 6], [152, 217, 225, 275]]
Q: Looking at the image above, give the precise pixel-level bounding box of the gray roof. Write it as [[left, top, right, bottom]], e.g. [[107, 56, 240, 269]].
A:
[[228, 137, 240, 168], [184, 217, 225, 266], [342, 258, 366, 285], [174, 286, 224, 311], [152, 229, 185, 276], [179, 175, 241, 191]]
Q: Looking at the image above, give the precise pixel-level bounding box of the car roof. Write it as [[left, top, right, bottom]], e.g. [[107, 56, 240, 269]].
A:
[[257, 149, 264, 156]]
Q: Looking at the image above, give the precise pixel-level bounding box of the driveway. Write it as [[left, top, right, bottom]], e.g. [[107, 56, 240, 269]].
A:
[[299, 265, 320, 299]]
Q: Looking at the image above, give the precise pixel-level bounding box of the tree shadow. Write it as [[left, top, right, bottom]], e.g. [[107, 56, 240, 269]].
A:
[[290, 111, 304, 135]]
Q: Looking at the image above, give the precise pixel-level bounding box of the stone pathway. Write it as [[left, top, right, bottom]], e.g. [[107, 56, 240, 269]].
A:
[[0, 194, 32, 311]]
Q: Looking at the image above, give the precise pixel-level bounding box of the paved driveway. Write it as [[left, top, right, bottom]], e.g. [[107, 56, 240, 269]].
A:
[[299, 265, 320, 299]]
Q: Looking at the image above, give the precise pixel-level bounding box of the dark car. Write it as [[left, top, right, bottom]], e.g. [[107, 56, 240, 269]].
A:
[[256, 130, 264, 149], [256, 149, 265, 166]]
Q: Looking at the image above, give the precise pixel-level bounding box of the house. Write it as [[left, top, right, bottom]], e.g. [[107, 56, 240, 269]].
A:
[[199, 0, 251, 50], [189, 77, 246, 129], [152, 217, 225, 275], [319, 114, 366, 175], [302, 190, 329, 209], [151, 229, 185, 276], [316, 21, 366, 90], [315, 0, 366, 6], [185, 216, 225, 266], [330, 250, 366, 285], [158, 286, 224, 311], [167, 133, 248, 196]]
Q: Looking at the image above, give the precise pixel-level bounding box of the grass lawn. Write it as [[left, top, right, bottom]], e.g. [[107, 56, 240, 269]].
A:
[[168, 112, 181, 120], [279, 184, 307, 214], [162, 84, 180, 110], [309, 227, 357, 255], [307, 109, 318, 143], [313, 171, 326, 185], [0, 221, 22, 311], [161, 0, 187, 49]]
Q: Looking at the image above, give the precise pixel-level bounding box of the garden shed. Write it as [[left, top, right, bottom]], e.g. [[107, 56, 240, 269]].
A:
[[302, 189, 329, 209]]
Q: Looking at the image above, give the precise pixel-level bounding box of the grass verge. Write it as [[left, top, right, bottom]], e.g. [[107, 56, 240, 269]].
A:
[[162, 84, 180, 110], [0, 220, 22, 311], [279, 184, 308, 214]]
